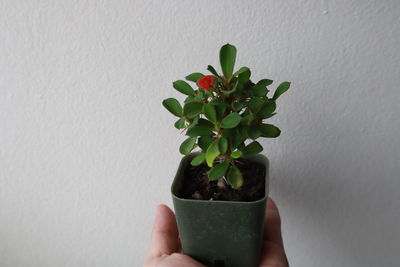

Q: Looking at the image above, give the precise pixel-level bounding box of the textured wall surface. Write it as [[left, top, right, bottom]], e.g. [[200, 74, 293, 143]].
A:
[[1, 1, 399, 266]]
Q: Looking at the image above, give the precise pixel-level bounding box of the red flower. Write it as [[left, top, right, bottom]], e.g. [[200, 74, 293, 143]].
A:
[[198, 75, 216, 91]]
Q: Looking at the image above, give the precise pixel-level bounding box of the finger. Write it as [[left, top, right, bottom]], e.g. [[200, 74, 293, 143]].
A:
[[263, 198, 284, 248], [156, 253, 207, 267], [147, 204, 180, 258], [259, 241, 289, 267]]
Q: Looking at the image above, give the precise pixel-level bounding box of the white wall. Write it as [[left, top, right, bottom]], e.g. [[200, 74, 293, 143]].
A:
[[1, 1, 399, 266]]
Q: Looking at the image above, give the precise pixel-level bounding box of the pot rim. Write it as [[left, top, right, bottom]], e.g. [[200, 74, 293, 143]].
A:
[[171, 152, 269, 205]]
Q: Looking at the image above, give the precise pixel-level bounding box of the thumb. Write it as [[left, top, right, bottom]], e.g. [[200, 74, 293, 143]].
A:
[[147, 204, 180, 258]]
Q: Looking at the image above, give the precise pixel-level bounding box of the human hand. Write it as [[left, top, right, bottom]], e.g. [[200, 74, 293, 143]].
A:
[[143, 198, 288, 267], [260, 198, 289, 267], [143, 204, 206, 267]]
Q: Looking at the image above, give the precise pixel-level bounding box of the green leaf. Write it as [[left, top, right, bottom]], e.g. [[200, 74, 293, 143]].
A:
[[184, 95, 195, 103], [185, 72, 204, 82], [248, 125, 261, 140], [197, 118, 214, 128], [162, 98, 183, 117], [187, 116, 199, 129], [242, 141, 263, 156], [186, 125, 213, 136], [219, 44, 237, 79], [231, 129, 244, 149], [232, 102, 243, 111], [221, 87, 236, 95], [191, 153, 205, 166], [173, 80, 195, 95], [241, 113, 254, 124], [174, 118, 186, 129], [238, 125, 248, 138], [259, 124, 281, 138], [238, 69, 251, 83], [208, 162, 230, 180], [203, 103, 217, 124], [222, 128, 233, 138], [273, 81, 291, 100], [206, 139, 220, 167], [237, 142, 246, 150], [231, 150, 242, 159], [207, 65, 219, 76], [225, 78, 239, 94], [179, 137, 196, 155], [250, 84, 268, 97], [211, 101, 228, 120], [233, 66, 249, 77], [198, 136, 214, 151], [218, 137, 228, 154], [257, 79, 273, 87], [184, 90, 202, 103], [258, 101, 276, 118], [184, 102, 203, 118], [227, 166, 244, 189], [248, 98, 264, 113], [185, 92, 205, 103], [221, 112, 241, 128], [263, 113, 276, 119], [194, 95, 205, 103]]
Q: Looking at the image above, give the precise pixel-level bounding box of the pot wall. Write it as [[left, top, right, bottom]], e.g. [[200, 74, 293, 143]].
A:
[[171, 153, 269, 267]]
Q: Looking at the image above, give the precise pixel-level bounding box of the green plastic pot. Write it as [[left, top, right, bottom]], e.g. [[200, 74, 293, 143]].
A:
[[171, 153, 269, 267]]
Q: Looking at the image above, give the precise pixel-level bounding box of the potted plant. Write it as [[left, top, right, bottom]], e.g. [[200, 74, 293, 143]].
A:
[[162, 44, 290, 267]]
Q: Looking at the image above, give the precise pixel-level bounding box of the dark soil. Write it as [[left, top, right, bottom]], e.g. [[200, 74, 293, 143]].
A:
[[178, 158, 266, 202]]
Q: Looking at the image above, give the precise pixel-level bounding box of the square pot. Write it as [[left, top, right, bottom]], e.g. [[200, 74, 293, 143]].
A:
[[171, 153, 269, 267]]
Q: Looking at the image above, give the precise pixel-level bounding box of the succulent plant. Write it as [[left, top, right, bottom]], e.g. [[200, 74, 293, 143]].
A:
[[163, 44, 290, 189]]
